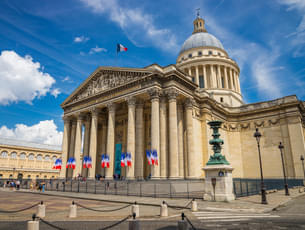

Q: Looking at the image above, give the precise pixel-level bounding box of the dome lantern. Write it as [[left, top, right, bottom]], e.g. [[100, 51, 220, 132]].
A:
[[193, 10, 207, 34]]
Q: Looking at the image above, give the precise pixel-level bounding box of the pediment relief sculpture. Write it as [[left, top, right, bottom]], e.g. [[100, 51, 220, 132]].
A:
[[67, 70, 151, 105]]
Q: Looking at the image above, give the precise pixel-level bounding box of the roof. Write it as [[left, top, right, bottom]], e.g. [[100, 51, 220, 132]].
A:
[[0, 137, 61, 152], [180, 32, 224, 54]]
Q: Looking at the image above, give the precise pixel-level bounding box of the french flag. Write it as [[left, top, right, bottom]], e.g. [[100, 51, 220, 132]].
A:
[[54, 159, 62, 169], [105, 154, 110, 168], [146, 150, 152, 165], [71, 158, 76, 170], [121, 153, 126, 167], [152, 150, 158, 166], [127, 153, 132, 167], [101, 154, 105, 168], [83, 156, 88, 168], [87, 156, 92, 168], [117, 43, 127, 52]]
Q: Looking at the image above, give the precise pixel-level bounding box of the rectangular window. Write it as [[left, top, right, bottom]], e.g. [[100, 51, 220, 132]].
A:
[[199, 76, 204, 88]]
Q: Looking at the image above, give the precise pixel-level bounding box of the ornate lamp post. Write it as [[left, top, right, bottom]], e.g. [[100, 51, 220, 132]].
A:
[[278, 142, 289, 196], [253, 128, 267, 204], [300, 155, 305, 183]]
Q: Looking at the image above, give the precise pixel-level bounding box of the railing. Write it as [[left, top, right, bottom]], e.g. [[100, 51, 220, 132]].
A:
[[0, 178, 205, 199], [233, 178, 304, 197]]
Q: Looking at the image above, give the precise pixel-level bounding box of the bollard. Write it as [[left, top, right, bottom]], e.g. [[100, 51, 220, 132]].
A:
[[36, 201, 45, 218], [160, 201, 168, 217], [27, 214, 39, 230], [129, 213, 140, 230], [69, 201, 77, 218], [178, 213, 188, 230], [191, 199, 198, 212], [131, 202, 140, 218]]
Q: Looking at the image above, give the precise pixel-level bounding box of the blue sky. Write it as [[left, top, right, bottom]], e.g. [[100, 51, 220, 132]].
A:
[[0, 0, 304, 145]]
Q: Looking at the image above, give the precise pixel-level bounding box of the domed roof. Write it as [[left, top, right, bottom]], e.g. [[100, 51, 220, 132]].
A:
[[179, 32, 224, 54]]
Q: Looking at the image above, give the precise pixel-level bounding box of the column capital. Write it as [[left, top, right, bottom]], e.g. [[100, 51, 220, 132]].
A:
[[75, 112, 86, 121], [184, 97, 194, 109], [89, 107, 100, 117], [63, 116, 71, 123], [166, 88, 179, 101], [106, 102, 117, 113], [148, 88, 161, 100], [126, 96, 137, 106]]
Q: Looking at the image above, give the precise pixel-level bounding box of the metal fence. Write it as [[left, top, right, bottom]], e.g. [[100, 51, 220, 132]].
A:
[[0, 178, 205, 199], [233, 178, 304, 197]]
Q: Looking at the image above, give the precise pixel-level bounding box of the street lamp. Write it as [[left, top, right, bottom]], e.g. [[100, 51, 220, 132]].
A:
[[254, 128, 268, 204], [301, 155, 305, 184], [278, 142, 289, 196]]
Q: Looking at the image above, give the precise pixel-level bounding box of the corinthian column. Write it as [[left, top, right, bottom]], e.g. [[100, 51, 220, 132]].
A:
[[88, 108, 99, 178], [217, 65, 222, 88], [203, 65, 207, 88], [185, 98, 195, 178], [149, 88, 161, 179], [135, 100, 144, 179], [67, 120, 76, 178], [168, 89, 179, 179], [60, 117, 70, 178], [81, 117, 90, 177], [195, 66, 199, 86], [224, 66, 228, 89], [177, 102, 184, 178], [126, 97, 136, 179], [159, 96, 168, 178], [73, 114, 84, 178], [105, 103, 116, 179]]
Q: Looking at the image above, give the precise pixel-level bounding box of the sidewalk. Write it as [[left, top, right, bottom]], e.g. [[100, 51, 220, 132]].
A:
[[16, 186, 305, 213]]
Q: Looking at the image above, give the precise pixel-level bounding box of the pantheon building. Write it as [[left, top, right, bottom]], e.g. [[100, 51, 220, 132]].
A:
[[60, 16, 305, 180]]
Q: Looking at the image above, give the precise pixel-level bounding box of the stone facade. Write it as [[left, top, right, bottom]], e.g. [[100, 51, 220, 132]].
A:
[[60, 16, 305, 180], [0, 138, 61, 179]]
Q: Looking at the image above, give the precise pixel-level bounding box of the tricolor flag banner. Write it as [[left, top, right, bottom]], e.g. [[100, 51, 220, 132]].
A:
[[54, 159, 62, 169], [101, 154, 105, 168], [117, 43, 127, 53], [146, 150, 152, 165], [66, 157, 76, 169], [152, 149, 158, 166], [87, 156, 92, 168], [121, 153, 126, 167], [126, 152, 132, 167], [105, 154, 110, 168], [71, 157, 76, 170], [83, 156, 88, 168]]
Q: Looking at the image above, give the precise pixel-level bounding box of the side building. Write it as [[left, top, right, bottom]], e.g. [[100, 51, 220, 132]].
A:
[[0, 138, 61, 179]]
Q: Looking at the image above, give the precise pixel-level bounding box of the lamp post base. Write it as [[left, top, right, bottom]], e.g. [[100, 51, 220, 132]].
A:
[[284, 184, 290, 196]]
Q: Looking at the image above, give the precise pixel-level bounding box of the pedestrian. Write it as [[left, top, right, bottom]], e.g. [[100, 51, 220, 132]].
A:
[[106, 181, 109, 190], [16, 180, 20, 190]]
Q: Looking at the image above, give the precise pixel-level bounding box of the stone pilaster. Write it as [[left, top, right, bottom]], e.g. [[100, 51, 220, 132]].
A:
[[210, 65, 217, 88], [81, 116, 90, 177], [229, 68, 233, 90], [159, 96, 168, 178], [177, 102, 184, 178], [73, 114, 84, 178], [135, 100, 144, 179], [100, 119, 107, 177], [105, 103, 116, 179], [217, 65, 222, 88], [203, 65, 207, 88], [185, 98, 195, 178], [224, 66, 228, 89], [60, 117, 70, 178], [167, 89, 179, 179], [149, 88, 161, 178], [126, 97, 136, 179], [88, 108, 99, 178]]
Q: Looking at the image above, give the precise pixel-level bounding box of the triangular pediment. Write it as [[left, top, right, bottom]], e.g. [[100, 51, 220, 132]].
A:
[[61, 66, 154, 107]]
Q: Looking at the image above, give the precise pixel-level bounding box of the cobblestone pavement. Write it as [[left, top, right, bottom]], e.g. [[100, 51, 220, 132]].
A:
[[0, 187, 305, 229]]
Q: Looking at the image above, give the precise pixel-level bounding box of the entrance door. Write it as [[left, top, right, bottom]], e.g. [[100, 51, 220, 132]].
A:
[[114, 143, 122, 178]]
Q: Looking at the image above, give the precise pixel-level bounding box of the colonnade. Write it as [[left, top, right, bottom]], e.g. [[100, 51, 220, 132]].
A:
[[184, 64, 241, 93], [60, 89, 196, 180]]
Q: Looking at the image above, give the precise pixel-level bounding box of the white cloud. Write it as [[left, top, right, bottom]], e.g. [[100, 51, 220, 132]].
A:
[[80, 0, 178, 52], [89, 45, 107, 54], [0, 120, 63, 146], [74, 35, 90, 43], [51, 88, 61, 98], [0, 50, 56, 105]]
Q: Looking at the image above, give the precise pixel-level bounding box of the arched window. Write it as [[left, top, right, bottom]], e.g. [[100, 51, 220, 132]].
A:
[[20, 153, 26, 160], [37, 155, 43, 161], [52, 156, 57, 162], [44, 155, 50, 161], [1, 151, 8, 158], [10, 152, 17, 159], [27, 175, 31, 179], [28, 154, 35, 161]]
